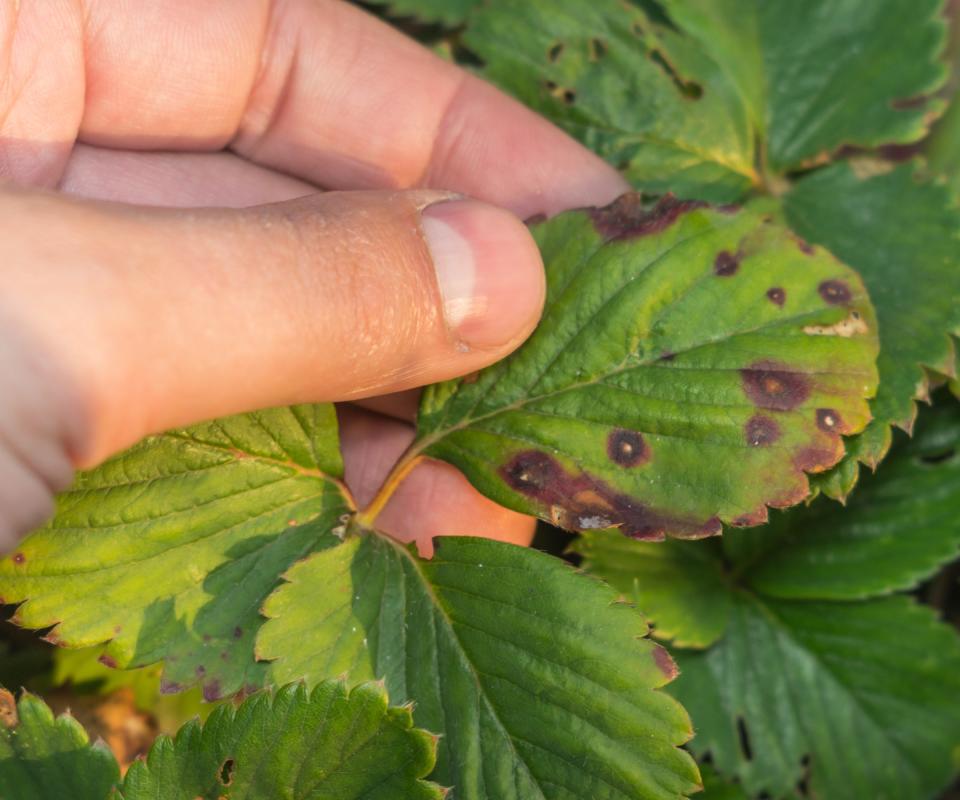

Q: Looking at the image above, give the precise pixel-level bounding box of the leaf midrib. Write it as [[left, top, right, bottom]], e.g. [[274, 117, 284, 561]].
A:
[[744, 591, 921, 790], [417, 301, 872, 457], [383, 535, 548, 800]]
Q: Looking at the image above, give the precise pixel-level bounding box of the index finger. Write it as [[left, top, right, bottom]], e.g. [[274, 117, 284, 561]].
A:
[[75, 0, 626, 217]]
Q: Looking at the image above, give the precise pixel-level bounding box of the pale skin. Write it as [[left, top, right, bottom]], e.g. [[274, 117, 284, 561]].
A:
[[0, 0, 628, 553]]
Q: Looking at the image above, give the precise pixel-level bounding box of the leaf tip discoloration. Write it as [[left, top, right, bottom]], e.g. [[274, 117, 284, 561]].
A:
[[794, 445, 843, 474], [731, 507, 769, 527], [652, 645, 679, 681]]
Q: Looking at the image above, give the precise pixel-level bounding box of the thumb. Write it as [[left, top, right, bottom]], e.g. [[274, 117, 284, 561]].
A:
[[0, 188, 545, 466]]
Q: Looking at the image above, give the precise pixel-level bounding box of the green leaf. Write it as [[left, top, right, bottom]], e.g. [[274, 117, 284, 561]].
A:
[[786, 163, 960, 496], [416, 197, 878, 540], [464, 0, 757, 202], [569, 535, 730, 648], [672, 595, 960, 800], [660, 0, 949, 172], [744, 399, 960, 600], [0, 689, 120, 800], [120, 681, 442, 800], [466, 0, 948, 197], [258, 534, 701, 800], [579, 399, 960, 633], [578, 400, 960, 798], [0, 405, 352, 701], [697, 765, 750, 800], [929, 91, 960, 196]]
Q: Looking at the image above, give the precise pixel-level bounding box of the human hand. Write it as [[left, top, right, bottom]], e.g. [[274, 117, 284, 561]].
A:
[[0, 0, 627, 552]]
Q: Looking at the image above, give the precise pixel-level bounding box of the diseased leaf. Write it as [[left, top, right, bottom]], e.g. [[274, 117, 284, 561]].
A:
[[464, 0, 757, 202], [120, 682, 442, 800], [578, 401, 960, 798], [660, 0, 948, 171], [786, 163, 960, 497], [744, 399, 960, 599], [258, 534, 701, 800], [672, 595, 960, 800], [580, 399, 960, 633], [416, 196, 878, 541], [466, 0, 948, 198], [0, 689, 120, 800], [0, 405, 352, 701]]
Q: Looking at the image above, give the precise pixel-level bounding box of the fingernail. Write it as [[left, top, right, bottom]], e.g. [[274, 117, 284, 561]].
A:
[[421, 199, 545, 350]]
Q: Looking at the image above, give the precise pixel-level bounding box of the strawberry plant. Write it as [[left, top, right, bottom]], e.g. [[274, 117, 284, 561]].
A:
[[2, 1, 959, 798]]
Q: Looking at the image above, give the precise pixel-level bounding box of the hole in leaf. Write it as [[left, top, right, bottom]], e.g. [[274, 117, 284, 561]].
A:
[[796, 753, 812, 796], [589, 37, 607, 61], [649, 50, 703, 99], [920, 448, 956, 465], [543, 80, 577, 105], [736, 716, 753, 760], [547, 42, 564, 63], [219, 758, 235, 786]]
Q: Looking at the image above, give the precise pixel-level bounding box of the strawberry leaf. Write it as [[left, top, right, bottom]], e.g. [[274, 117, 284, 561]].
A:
[[672, 595, 960, 800], [786, 163, 960, 497], [659, 0, 948, 171], [258, 534, 701, 800], [569, 535, 730, 649], [0, 689, 120, 800], [416, 196, 878, 540], [577, 400, 960, 798], [120, 682, 442, 799], [466, 0, 948, 196], [464, 0, 757, 202], [0, 405, 352, 701]]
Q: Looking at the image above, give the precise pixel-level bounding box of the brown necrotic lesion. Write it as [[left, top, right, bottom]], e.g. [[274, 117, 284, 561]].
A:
[[499, 450, 720, 541]]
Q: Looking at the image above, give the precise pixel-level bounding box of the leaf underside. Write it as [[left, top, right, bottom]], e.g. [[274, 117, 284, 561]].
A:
[[0, 405, 351, 700], [577, 400, 960, 798], [417, 195, 879, 540], [258, 534, 700, 800]]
